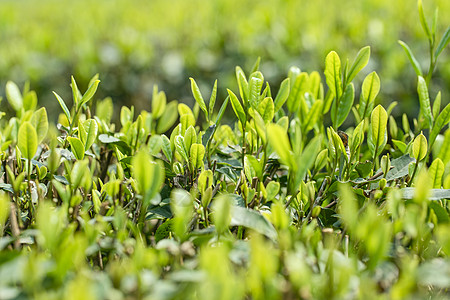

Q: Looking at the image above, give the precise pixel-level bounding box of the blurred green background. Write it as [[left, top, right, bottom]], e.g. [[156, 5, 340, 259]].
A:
[[1, 0, 449, 121]]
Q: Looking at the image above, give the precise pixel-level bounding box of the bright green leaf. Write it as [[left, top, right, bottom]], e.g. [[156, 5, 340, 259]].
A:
[[18, 122, 38, 160], [67, 136, 85, 160]]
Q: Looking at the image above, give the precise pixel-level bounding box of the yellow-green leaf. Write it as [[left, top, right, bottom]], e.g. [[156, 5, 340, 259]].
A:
[[67, 136, 85, 160], [190, 143, 205, 170], [18, 121, 38, 160], [30, 107, 48, 143], [267, 123, 294, 168], [429, 158, 444, 188], [417, 76, 433, 128], [324, 51, 342, 100], [190, 77, 208, 119], [413, 132, 428, 162], [6, 81, 23, 112], [79, 119, 98, 151]]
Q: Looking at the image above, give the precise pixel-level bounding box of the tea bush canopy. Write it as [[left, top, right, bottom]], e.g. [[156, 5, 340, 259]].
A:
[[0, 0, 450, 299]]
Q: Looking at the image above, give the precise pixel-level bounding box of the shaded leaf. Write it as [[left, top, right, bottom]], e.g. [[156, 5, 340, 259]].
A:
[[230, 206, 277, 241]]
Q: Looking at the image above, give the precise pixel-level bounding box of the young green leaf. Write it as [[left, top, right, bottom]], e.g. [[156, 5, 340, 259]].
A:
[[184, 126, 197, 153], [71, 76, 81, 108], [157, 100, 179, 133], [79, 119, 98, 151], [429, 102, 450, 150], [152, 87, 167, 119], [175, 135, 189, 162], [293, 135, 322, 190], [189, 77, 208, 120], [369, 105, 388, 157], [429, 158, 444, 188], [161, 135, 173, 163], [432, 92, 441, 120], [434, 26, 450, 58], [418, 0, 432, 42], [398, 40, 423, 76], [67, 136, 85, 160], [417, 76, 433, 128], [236, 66, 249, 103], [6, 81, 23, 112], [267, 123, 294, 168], [257, 97, 274, 123], [331, 83, 354, 128], [208, 79, 218, 119], [359, 72, 380, 119], [18, 122, 38, 160], [53, 91, 71, 121], [30, 107, 48, 143], [190, 143, 205, 170], [79, 79, 100, 108], [324, 51, 342, 100], [413, 132, 428, 162], [132, 151, 165, 204], [273, 78, 290, 112], [227, 89, 246, 126], [347, 46, 370, 83], [248, 71, 264, 109], [286, 73, 308, 114], [304, 99, 323, 132]]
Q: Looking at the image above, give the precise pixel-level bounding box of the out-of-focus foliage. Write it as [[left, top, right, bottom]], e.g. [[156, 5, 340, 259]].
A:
[[1, 0, 449, 119]]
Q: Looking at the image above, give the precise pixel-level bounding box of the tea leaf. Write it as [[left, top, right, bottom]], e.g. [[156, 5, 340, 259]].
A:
[[175, 135, 189, 162], [79, 79, 100, 108], [236, 66, 249, 103], [429, 158, 444, 188], [294, 135, 322, 189], [398, 40, 423, 76], [347, 46, 370, 83], [413, 133, 427, 162], [227, 89, 246, 126], [6, 81, 23, 112], [434, 26, 450, 58], [417, 76, 433, 128], [30, 107, 48, 143], [190, 143, 205, 170], [257, 97, 274, 123], [208, 79, 218, 119], [273, 78, 290, 112], [369, 105, 388, 157], [157, 100, 179, 133], [18, 122, 38, 160], [79, 119, 98, 151], [325, 51, 342, 100], [190, 77, 208, 119], [429, 102, 450, 149], [248, 71, 264, 109], [152, 86, 167, 119], [132, 151, 164, 204], [267, 123, 294, 168], [359, 72, 380, 119], [332, 83, 354, 128], [230, 206, 277, 241], [67, 136, 85, 160], [418, 0, 432, 42], [53, 91, 71, 121], [304, 99, 323, 132]]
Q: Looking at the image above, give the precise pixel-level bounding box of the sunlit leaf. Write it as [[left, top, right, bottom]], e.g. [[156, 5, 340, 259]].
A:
[[18, 122, 38, 160]]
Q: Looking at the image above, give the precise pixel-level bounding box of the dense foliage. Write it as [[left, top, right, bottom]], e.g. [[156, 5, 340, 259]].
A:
[[1, 0, 450, 118], [1, 1, 450, 300]]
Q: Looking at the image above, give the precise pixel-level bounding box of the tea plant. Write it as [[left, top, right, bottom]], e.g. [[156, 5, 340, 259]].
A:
[[0, 3, 450, 300]]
